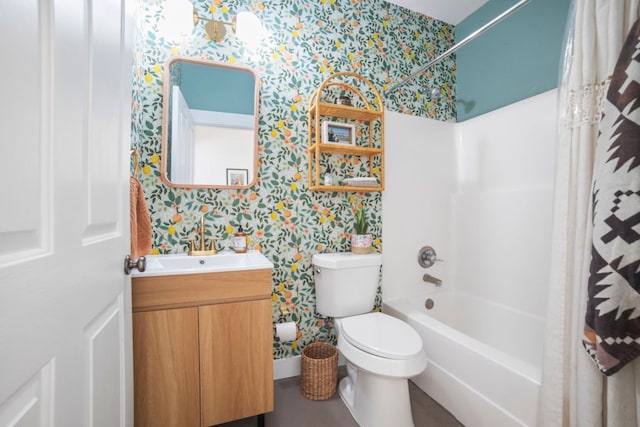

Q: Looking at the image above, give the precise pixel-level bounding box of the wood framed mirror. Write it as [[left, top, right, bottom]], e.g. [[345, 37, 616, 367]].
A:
[[160, 57, 259, 189]]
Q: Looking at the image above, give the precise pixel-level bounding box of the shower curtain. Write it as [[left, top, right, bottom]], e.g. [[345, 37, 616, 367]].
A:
[[541, 1, 640, 426]]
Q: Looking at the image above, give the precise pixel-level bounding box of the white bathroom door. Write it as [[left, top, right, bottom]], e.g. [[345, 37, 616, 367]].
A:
[[0, 0, 135, 426], [171, 85, 196, 183]]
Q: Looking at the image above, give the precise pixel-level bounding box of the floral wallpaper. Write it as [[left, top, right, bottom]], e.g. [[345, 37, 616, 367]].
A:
[[132, 0, 455, 359]]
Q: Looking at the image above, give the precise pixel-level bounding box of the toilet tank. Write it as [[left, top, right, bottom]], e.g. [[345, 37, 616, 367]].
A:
[[312, 252, 382, 318]]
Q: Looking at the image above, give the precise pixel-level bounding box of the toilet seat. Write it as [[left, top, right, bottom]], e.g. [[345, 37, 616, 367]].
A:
[[340, 312, 423, 360]]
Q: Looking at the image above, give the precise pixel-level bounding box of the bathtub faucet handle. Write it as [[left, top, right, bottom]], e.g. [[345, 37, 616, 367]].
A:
[[418, 246, 444, 268]]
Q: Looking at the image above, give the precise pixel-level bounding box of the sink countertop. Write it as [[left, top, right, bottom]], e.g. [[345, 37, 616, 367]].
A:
[[131, 250, 274, 278]]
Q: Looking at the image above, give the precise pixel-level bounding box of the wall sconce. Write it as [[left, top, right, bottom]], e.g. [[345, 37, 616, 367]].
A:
[[161, 0, 263, 49], [161, 0, 195, 40], [193, 10, 263, 49]]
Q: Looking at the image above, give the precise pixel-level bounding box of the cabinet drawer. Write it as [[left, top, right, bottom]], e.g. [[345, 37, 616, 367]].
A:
[[132, 269, 272, 312]]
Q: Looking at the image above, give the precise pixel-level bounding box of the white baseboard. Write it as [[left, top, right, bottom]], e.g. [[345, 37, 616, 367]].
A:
[[273, 355, 346, 380], [273, 355, 301, 380]]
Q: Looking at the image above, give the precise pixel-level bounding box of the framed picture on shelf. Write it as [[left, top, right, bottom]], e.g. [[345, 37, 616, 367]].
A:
[[226, 168, 248, 186], [321, 120, 355, 145]]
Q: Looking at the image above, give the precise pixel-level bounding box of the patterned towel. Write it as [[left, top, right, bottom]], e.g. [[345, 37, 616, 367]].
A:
[[583, 18, 640, 376], [130, 176, 152, 260]]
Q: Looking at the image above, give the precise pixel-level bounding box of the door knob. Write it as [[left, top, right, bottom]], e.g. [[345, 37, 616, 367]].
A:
[[124, 255, 146, 275]]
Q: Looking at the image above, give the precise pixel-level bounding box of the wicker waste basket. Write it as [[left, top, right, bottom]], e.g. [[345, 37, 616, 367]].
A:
[[301, 341, 338, 400]]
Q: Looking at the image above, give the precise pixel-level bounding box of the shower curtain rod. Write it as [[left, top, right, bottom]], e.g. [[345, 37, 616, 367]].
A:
[[386, 0, 532, 94]]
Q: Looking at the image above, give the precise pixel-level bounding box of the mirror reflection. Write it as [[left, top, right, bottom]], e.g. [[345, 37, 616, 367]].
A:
[[161, 57, 259, 188]]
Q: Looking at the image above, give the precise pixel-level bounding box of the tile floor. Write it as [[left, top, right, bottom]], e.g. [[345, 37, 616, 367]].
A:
[[220, 371, 463, 427]]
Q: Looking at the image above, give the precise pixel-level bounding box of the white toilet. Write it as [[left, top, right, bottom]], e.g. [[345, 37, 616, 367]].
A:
[[312, 252, 427, 427]]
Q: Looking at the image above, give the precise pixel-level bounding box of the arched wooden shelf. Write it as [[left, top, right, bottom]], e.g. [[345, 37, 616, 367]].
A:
[[307, 72, 385, 192]]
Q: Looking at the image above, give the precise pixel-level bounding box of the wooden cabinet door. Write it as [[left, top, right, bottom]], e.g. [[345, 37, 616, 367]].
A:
[[133, 308, 200, 427], [199, 299, 274, 426]]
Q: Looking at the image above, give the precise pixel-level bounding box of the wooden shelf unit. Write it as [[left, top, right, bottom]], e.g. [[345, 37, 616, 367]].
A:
[[307, 72, 384, 192]]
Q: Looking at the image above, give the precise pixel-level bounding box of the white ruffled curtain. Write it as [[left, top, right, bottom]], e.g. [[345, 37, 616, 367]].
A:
[[541, 1, 640, 426]]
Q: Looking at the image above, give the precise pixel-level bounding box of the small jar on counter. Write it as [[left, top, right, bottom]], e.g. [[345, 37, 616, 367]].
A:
[[233, 225, 248, 253]]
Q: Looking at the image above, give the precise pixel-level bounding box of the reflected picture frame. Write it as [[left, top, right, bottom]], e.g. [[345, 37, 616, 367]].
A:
[[226, 168, 248, 186], [321, 120, 355, 145]]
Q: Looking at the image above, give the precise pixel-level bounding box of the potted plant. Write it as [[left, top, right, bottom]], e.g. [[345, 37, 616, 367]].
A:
[[351, 208, 373, 254]]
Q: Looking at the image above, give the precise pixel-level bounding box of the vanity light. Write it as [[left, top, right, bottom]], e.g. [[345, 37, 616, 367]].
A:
[[161, 0, 264, 49], [160, 0, 194, 40], [234, 11, 263, 49], [193, 9, 264, 50]]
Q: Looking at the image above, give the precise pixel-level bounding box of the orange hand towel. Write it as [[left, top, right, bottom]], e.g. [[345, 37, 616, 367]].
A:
[[130, 176, 152, 260]]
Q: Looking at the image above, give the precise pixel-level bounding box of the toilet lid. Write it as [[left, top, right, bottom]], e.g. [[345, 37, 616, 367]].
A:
[[340, 313, 423, 360]]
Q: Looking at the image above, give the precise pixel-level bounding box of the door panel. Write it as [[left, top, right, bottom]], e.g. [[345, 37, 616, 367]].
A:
[[0, 0, 134, 426], [86, 295, 126, 427], [84, 0, 123, 242], [0, 361, 54, 427], [0, 0, 52, 264]]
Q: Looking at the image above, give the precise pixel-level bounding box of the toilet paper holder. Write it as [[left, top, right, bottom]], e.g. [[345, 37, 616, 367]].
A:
[[273, 321, 298, 342], [279, 303, 290, 316], [273, 303, 295, 338]]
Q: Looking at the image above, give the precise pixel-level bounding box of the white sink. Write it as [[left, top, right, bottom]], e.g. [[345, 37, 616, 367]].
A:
[[132, 251, 274, 277]]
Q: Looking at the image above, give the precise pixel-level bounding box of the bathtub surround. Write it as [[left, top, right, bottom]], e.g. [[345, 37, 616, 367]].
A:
[[383, 90, 555, 318], [382, 90, 556, 426], [541, 2, 640, 425], [381, 112, 456, 301], [454, 90, 556, 318], [132, 0, 456, 359]]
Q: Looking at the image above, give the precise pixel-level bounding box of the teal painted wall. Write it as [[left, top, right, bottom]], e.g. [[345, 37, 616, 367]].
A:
[[180, 63, 255, 114], [455, 0, 571, 121]]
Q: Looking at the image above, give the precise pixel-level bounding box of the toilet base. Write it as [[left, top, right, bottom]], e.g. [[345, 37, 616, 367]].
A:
[[338, 363, 414, 427]]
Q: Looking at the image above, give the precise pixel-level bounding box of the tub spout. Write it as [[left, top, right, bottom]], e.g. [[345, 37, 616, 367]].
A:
[[423, 273, 442, 286]]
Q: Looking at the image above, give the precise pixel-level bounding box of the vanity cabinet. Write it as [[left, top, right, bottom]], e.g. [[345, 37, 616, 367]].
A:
[[307, 71, 384, 192], [132, 269, 273, 427]]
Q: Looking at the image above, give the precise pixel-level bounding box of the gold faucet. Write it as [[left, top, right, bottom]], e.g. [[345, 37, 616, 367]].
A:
[[184, 216, 219, 255]]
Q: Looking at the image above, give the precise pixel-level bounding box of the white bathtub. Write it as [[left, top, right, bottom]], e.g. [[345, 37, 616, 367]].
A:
[[383, 290, 545, 427]]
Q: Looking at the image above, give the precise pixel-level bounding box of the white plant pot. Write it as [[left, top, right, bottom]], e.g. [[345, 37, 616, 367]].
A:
[[351, 234, 373, 254]]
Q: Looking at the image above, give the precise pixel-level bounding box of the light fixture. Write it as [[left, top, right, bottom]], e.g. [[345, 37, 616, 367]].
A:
[[192, 8, 264, 49], [234, 11, 263, 48], [161, 0, 195, 40], [160, 0, 264, 48]]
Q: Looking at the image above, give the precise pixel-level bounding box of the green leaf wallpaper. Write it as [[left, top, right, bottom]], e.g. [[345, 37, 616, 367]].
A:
[[132, 0, 455, 359]]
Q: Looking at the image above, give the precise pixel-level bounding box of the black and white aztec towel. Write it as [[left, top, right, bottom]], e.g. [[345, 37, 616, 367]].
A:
[[583, 18, 640, 376]]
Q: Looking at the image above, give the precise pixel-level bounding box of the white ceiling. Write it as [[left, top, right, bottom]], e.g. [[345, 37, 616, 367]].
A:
[[385, 0, 489, 25]]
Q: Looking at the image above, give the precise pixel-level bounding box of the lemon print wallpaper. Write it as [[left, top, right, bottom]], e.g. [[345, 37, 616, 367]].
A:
[[132, 0, 455, 359]]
